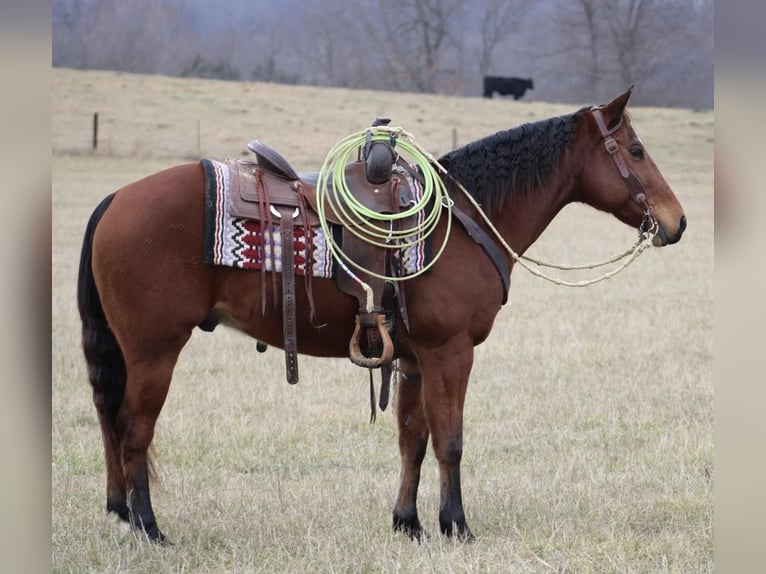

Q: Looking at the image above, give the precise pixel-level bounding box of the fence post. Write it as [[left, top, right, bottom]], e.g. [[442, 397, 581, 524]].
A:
[[92, 113, 99, 150]]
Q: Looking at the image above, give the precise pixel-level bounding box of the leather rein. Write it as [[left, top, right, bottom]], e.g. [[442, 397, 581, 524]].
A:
[[591, 107, 658, 234]]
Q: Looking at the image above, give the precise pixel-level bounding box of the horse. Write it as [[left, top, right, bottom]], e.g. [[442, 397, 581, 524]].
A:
[[77, 88, 686, 544]]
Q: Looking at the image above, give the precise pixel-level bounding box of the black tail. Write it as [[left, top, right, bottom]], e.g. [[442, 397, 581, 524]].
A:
[[77, 194, 126, 427]]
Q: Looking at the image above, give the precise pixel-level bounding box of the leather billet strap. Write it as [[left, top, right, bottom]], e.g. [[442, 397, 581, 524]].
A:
[[450, 205, 510, 305], [591, 108, 653, 215], [277, 207, 299, 384], [255, 168, 269, 315], [398, 160, 510, 306]]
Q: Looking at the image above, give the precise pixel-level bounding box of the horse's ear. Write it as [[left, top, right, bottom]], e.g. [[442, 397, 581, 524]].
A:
[[601, 85, 634, 129]]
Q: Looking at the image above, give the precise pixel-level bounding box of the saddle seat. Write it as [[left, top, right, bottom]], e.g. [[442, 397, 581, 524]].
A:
[[234, 139, 412, 225]]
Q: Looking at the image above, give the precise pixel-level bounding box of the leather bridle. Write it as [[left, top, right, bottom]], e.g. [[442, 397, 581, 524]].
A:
[[592, 107, 658, 234]]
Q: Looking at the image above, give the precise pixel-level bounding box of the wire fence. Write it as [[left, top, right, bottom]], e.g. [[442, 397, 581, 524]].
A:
[[52, 111, 464, 168]]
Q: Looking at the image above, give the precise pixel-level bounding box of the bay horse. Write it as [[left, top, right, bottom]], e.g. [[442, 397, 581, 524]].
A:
[[77, 88, 686, 543]]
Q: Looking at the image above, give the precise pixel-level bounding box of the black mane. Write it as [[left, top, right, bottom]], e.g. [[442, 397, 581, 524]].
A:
[[438, 108, 588, 214]]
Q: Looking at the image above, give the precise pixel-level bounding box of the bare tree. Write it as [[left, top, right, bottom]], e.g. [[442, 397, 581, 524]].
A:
[[603, 0, 657, 90], [287, 0, 370, 87], [477, 0, 534, 78], [357, 0, 467, 93], [542, 0, 610, 103], [577, 0, 603, 102], [637, 0, 713, 107], [52, 0, 712, 108], [54, 0, 196, 75]]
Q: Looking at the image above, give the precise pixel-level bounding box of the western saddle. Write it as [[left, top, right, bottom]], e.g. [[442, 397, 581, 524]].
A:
[[227, 119, 420, 408]]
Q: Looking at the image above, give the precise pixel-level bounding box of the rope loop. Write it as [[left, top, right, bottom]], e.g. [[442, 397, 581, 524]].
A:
[[315, 126, 452, 282]]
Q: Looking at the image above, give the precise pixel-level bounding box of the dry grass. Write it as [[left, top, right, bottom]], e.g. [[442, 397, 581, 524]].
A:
[[52, 68, 713, 573]]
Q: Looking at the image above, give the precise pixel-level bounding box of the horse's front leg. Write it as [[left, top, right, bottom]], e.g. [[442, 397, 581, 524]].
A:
[[392, 357, 429, 540], [419, 339, 475, 540]]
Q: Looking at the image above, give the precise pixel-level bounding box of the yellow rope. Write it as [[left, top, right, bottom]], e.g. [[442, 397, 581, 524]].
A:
[[314, 126, 451, 283]]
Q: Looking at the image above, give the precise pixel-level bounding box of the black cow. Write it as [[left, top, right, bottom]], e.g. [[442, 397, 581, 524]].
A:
[[483, 76, 534, 100]]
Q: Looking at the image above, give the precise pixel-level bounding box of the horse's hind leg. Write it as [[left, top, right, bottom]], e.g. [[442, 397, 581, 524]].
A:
[[113, 343, 186, 544], [392, 357, 429, 540], [115, 340, 189, 544], [96, 399, 129, 522]]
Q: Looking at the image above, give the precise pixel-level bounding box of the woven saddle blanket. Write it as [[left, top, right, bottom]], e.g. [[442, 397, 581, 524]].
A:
[[201, 158, 431, 277]]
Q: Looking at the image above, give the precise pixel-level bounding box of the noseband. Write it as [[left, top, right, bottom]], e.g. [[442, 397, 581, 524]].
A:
[[592, 108, 657, 234]]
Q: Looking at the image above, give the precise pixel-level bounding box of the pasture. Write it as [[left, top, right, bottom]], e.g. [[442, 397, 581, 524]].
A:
[[52, 68, 713, 572]]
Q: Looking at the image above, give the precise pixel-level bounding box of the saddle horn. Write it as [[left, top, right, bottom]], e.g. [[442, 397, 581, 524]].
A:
[[363, 118, 396, 185]]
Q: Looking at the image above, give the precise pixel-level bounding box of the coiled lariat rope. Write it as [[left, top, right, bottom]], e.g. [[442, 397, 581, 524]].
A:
[[316, 126, 656, 294], [315, 127, 452, 306]]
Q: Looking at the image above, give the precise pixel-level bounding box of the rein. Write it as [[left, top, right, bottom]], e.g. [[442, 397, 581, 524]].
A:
[[440, 165, 657, 288], [433, 106, 660, 288]]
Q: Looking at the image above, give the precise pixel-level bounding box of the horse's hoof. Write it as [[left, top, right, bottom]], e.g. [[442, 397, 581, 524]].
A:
[[148, 527, 170, 545], [399, 525, 431, 543], [135, 522, 170, 545], [393, 514, 429, 542], [440, 520, 475, 542]]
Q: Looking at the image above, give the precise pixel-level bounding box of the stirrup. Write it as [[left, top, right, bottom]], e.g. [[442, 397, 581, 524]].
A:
[[348, 312, 394, 368]]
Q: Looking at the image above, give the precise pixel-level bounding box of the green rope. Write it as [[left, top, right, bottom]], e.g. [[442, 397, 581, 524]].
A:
[[315, 126, 452, 284]]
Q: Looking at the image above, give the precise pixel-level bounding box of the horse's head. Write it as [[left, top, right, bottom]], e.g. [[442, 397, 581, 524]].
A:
[[578, 87, 686, 246]]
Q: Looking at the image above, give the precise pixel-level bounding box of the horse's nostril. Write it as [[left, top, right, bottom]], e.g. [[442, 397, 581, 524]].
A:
[[679, 215, 687, 233]]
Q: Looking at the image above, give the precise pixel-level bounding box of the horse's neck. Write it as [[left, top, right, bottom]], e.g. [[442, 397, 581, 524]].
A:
[[493, 178, 575, 258]]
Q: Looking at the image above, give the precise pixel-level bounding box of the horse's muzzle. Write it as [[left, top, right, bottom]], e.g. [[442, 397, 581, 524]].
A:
[[653, 214, 686, 246]]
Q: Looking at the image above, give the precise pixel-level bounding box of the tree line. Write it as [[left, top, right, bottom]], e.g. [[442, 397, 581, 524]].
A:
[[53, 0, 713, 108]]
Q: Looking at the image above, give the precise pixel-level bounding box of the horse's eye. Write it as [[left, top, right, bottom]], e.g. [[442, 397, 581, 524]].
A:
[[629, 145, 644, 159]]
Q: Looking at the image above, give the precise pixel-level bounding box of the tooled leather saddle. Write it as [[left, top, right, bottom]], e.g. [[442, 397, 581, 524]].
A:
[[227, 120, 418, 403]]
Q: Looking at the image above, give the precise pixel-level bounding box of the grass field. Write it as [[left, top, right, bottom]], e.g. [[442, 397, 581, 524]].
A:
[[52, 68, 713, 573]]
